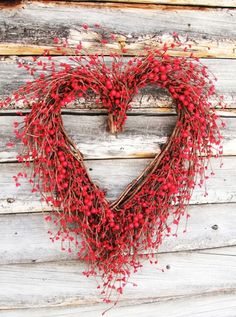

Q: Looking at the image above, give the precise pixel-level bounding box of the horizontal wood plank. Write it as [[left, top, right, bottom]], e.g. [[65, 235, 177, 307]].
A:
[[1, 0, 236, 8], [0, 57, 235, 109], [2, 293, 236, 317], [69, 0, 236, 7], [0, 114, 175, 161], [0, 114, 234, 162], [0, 156, 234, 214], [0, 3, 236, 58], [0, 246, 235, 309], [1, 203, 236, 264], [29, 0, 236, 8]]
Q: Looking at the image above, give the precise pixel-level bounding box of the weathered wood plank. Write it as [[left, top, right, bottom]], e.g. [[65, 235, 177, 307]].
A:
[[0, 57, 235, 109], [0, 3, 236, 58], [39, 0, 236, 8], [2, 293, 236, 317], [0, 114, 233, 162], [0, 156, 234, 214], [1, 203, 235, 264], [66, 0, 236, 7], [0, 114, 174, 161], [0, 246, 235, 309], [1, 0, 236, 8]]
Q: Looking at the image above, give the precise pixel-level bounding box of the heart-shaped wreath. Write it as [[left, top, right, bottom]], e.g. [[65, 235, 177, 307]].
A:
[[2, 32, 223, 300]]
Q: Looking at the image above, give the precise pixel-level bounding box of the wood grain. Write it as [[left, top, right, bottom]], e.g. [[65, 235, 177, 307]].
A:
[[0, 246, 235, 309], [1, 0, 236, 8], [0, 156, 234, 214], [0, 114, 233, 162], [0, 57, 235, 109], [0, 2, 236, 58], [66, 0, 236, 7], [2, 293, 236, 317], [1, 203, 236, 264]]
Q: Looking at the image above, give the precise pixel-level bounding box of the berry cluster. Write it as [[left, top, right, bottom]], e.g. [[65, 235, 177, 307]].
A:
[[1, 30, 224, 302]]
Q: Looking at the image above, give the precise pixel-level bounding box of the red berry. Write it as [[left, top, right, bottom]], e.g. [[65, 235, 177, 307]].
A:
[[160, 65, 166, 72], [106, 80, 112, 89], [110, 90, 116, 97], [161, 74, 167, 81]]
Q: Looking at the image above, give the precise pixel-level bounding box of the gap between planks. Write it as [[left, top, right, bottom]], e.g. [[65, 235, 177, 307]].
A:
[[0, 109, 236, 116]]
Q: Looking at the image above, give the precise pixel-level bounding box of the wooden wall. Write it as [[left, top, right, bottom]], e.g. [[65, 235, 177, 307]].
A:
[[0, 1, 236, 316]]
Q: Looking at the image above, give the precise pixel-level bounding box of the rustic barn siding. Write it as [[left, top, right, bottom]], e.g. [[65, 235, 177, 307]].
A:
[[1, 203, 236, 265], [0, 1, 236, 316], [0, 2, 236, 58]]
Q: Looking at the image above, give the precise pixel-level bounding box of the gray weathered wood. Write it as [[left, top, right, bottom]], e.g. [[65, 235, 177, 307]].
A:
[[0, 246, 235, 309], [0, 114, 233, 162], [0, 156, 234, 214], [54, 0, 236, 7], [0, 3, 236, 58], [2, 293, 236, 317], [0, 57, 235, 109], [0, 203, 236, 265]]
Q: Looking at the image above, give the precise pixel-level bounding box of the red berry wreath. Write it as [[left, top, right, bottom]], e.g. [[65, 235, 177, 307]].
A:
[[1, 32, 223, 301]]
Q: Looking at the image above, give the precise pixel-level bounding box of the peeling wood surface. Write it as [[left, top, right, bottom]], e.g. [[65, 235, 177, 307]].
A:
[[0, 114, 234, 162], [0, 157, 234, 214], [0, 57, 235, 109], [0, 2, 236, 58], [1, 203, 236, 264], [2, 293, 236, 317], [0, 246, 235, 309]]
